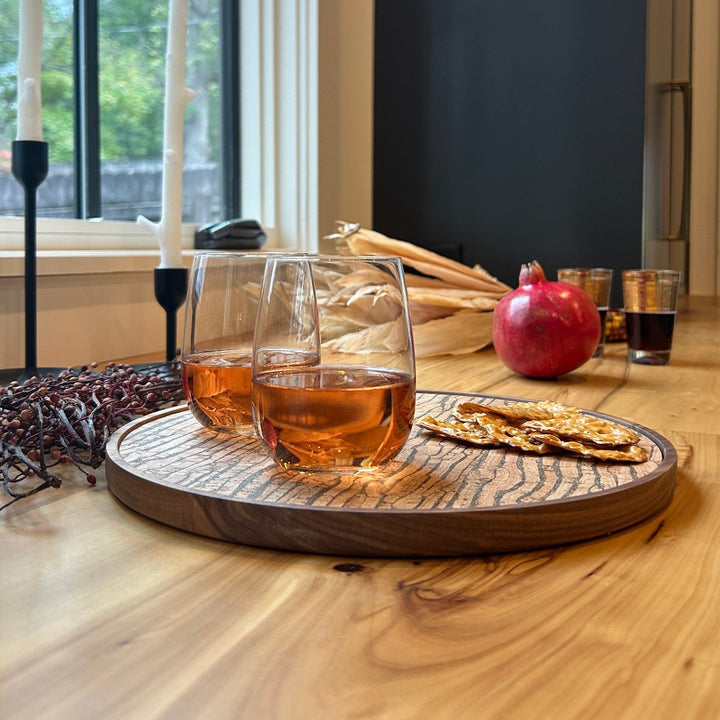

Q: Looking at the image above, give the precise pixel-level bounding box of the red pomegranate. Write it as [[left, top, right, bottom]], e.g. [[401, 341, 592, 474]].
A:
[[492, 261, 601, 378]]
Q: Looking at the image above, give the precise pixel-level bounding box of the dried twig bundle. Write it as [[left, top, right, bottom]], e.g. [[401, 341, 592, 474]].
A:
[[0, 363, 185, 510]]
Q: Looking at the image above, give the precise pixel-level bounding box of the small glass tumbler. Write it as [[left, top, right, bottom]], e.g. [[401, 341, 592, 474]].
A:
[[622, 269, 681, 365], [252, 254, 417, 472], [181, 252, 270, 433], [557, 268, 613, 357]]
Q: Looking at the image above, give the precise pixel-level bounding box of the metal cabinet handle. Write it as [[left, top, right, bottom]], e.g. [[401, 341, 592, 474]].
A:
[[661, 81, 691, 243]]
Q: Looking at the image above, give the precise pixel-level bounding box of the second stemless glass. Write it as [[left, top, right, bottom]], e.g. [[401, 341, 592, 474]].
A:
[[252, 255, 417, 472], [181, 252, 269, 433]]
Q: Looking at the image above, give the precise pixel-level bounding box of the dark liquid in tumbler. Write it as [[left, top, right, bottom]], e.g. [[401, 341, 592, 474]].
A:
[[625, 311, 676, 352]]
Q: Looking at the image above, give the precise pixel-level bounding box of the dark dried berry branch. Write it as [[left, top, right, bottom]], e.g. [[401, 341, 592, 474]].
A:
[[0, 362, 185, 511]]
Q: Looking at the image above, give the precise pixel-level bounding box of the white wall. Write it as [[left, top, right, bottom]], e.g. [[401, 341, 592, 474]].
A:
[[689, 0, 720, 295], [0, 255, 190, 368], [317, 0, 374, 249]]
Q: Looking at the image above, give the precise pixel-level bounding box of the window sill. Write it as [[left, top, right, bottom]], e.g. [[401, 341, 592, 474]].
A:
[[0, 216, 199, 277], [0, 216, 287, 277], [0, 249, 198, 278]]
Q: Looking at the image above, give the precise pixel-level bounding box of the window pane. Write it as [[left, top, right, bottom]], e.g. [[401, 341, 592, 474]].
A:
[[0, 0, 75, 218], [98, 0, 221, 223], [0, 0, 222, 223]]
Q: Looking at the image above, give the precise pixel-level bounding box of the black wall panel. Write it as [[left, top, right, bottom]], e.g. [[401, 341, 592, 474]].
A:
[[374, 0, 647, 300]]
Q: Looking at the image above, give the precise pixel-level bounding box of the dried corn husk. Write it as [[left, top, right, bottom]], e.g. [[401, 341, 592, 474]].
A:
[[313, 263, 405, 339], [408, 286, 497, 322], [342, 226, 511, 296], [328, 223, 509, 357], [412, 310, 494, 356], [323, 316, 409, 354]]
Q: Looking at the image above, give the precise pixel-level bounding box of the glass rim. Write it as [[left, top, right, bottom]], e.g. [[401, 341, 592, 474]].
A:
[[622, 269, 682, 280], [557, 267, 614, 276], [190, 250, 309, 260], [262, 253, 403, 264], [190, 251, 403, 264]]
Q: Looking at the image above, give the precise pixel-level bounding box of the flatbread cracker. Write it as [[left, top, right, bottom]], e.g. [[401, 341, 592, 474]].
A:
[[417, 414, 558, 454], [531, 433, 648, 462], [417, 415, 500, 446], [419, 399, 648, 463], [455, 400, 574, 422], [521, 415, 640, 447]]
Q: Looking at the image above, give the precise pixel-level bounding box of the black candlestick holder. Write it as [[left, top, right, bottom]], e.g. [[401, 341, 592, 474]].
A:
[[0, 142, 189, 385], [0, 140, 50, 384], [154, 267, 188, 364]]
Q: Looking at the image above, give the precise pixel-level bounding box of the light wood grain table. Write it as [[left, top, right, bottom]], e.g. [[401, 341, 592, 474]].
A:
[[2, 295, 719, 720]]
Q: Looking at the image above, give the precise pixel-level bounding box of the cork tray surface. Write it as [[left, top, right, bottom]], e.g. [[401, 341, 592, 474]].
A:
[[105, 391, 677, 557]]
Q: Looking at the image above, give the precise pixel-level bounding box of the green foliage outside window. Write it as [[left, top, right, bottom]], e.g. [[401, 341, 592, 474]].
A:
[[0, 0, 218, 170]]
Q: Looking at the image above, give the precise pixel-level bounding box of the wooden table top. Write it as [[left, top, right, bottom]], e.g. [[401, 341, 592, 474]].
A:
[[3, 295, 719, 720]]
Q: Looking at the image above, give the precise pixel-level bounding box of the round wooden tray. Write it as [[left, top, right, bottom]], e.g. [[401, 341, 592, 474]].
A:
[[105, 392, 677, 557]]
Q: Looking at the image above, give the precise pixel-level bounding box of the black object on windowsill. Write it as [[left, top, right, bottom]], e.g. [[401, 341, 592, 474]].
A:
[[194, 218, 266, 250]]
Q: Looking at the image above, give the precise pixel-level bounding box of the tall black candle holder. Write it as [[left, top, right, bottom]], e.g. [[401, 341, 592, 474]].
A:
[[1, 140, 49, 384], [154, 267, 188, 364], [1, 142, 188, 383]]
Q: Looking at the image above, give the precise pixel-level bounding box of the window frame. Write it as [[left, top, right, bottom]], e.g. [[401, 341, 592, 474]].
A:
[[1, 0, 246, 259], [0, 0, 322, 274], [74, 0, 101, 219]]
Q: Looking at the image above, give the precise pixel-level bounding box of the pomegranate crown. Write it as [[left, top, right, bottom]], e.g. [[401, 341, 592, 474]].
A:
[[518, 260, 547, 286]]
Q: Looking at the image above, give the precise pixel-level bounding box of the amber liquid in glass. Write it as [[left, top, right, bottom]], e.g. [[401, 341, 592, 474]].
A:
[[182, 352, 253, 431], [252, 365, 416, 470]]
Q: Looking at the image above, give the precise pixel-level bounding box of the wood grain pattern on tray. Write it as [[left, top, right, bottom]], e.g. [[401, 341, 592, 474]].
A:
[[106, 391, 676, 556]]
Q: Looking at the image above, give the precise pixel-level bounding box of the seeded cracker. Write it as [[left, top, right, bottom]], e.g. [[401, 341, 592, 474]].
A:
[[521, 414, 640, 447], [455, 400, 575, 422], [416, 415, 501, 446], [418, 414, 559, 454], [530, 433, 648, 462], [418, 399, 648, 463]]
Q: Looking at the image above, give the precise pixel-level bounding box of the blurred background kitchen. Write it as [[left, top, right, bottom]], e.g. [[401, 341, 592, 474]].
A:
[[0, 0, 717, 369]]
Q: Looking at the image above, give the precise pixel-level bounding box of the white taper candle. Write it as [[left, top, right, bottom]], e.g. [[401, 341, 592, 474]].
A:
[[16, 0, 44, 141], [137, 0, 196, 268]]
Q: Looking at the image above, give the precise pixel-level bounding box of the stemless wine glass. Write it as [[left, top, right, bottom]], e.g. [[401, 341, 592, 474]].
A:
[[252, 255, 417, 472], [181, 252, 270, 433]]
